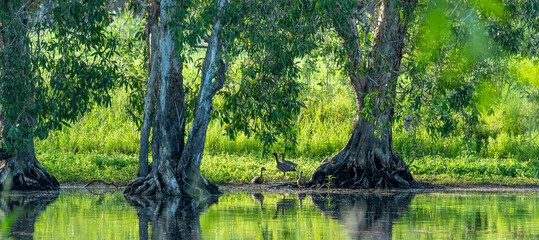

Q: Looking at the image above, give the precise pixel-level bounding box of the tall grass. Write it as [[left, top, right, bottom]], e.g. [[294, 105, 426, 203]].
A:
[[34, 11, 539, 185]]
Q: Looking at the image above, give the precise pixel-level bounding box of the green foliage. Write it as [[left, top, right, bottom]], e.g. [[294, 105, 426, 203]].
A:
[[325, 175, 335, 189], [201, 153, 319, 184], [410, 155, 538, 179], [111, 7, 147, 128], [399, 0, 539, 155], [34, 0, 120, 138], [33, 8, 539, 186], [218, 0, 320, 152], [0, 0, 121, 154]]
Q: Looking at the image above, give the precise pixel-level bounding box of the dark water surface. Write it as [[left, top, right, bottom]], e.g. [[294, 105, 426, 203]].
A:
[[1, 189, 539, 239]]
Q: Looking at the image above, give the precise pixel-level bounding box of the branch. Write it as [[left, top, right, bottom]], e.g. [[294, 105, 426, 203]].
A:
[[131, 0, 149, 10], [460, 0, 477, 26], [201, 34, 210, 43]]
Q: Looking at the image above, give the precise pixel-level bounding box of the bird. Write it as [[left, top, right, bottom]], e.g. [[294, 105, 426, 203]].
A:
[[250, 167, 266, 186], [297, 171, 307, 188], [273, 152, 296, 178], [280, 152, 298, 168]]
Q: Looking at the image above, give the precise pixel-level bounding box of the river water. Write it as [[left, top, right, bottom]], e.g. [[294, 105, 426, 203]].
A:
[[1, 188, 539, 239]]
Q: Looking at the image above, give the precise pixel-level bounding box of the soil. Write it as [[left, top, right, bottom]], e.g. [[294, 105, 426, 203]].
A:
[[63, 180, 539, 194], [219, 181, 539, 194]]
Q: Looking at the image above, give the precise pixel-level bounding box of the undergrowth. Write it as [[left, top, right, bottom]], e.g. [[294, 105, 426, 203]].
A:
[[33, 11, 539, 186]]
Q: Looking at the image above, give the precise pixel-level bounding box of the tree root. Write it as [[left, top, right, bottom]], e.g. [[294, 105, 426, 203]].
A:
[[125, 167, 222, 200], [309, 152, 415, 189], [0, 160, 60, 191], [84, 179, 118, 188]]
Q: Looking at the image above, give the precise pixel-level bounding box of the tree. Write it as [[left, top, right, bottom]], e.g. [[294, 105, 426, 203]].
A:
[[308, 0, 418, 188], [0, 0, 118, 190], [124, 0, 320, 198], [124, 0, 228, 198]]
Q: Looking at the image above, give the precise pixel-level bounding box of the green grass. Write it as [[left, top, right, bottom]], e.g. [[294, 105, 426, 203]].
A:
[[38, 151, 138, 184], [34, 65, 539, 186], [33, 11, 539, 187]]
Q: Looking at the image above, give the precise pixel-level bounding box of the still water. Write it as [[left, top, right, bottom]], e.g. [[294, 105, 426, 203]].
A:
[[1, 189, 539, 239]]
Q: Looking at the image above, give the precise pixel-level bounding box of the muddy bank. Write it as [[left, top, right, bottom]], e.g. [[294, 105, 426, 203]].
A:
[[61, 180, 539, 194], [219, 181, 539, 194]]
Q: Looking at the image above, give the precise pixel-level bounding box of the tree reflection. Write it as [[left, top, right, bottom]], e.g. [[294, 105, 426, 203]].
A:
[[310, 192, 414, 240], [0, 191, 59, 240], [125, 195, 219, 240]]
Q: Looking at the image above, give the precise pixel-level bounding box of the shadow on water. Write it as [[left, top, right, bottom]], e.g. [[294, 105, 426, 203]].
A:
[[310, 192, 415, 240], [0, 191, 59, 240], [125, 195, 220, 240]]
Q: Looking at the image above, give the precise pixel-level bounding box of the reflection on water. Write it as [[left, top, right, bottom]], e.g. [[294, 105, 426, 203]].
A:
[[310, 193, 414, 240], [125, 194, 219, 240], [0, 191, 58, 239], [274, 194, 296, 219], [2, 189, 539, 239]]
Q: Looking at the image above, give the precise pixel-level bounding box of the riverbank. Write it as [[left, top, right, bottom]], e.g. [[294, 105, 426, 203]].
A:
[[38, 151, 539, 188], [220, 181, 539, 193], [74, 179, 539, 195]]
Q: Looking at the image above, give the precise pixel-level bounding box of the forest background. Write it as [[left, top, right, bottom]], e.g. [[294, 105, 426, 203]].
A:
[[13, 0, 539, 187]]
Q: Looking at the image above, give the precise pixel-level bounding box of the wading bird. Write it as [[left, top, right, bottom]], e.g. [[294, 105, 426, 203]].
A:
[[297, 171, 306, 188], [273, 152, 296, 178], [251, 167, 266, 186]]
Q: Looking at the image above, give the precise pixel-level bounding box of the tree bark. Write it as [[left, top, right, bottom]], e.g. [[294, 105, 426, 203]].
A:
[[137, 0, 161, 178], [177, 0, 227, 198], [309, 0, 417, 189], [125, 0, 227, 199], [0, 1, 59, 191], [0, 141, 59, 191], [125, 0, 184, 197]]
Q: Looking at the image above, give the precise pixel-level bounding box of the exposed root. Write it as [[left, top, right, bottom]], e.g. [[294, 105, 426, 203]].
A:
[[124, 168, 222, 199], [0, 160, 59, 191], [124, 176, 158, 196], [84, 179, 118, 188], [309, 152, 415, 189]]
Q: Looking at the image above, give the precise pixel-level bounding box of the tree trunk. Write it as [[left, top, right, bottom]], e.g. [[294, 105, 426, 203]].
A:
[[309, 0, 417, 189], [137, 0, 161, 178], [0, 141, 59, 191], [125, 0, 227, 199], [125, 0, 184, 197], [176, 0, 227, 198], [0, 2, 59, 191]]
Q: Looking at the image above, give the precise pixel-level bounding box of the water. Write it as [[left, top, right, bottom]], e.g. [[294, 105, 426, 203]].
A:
[[1, 189, 539, 239]]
